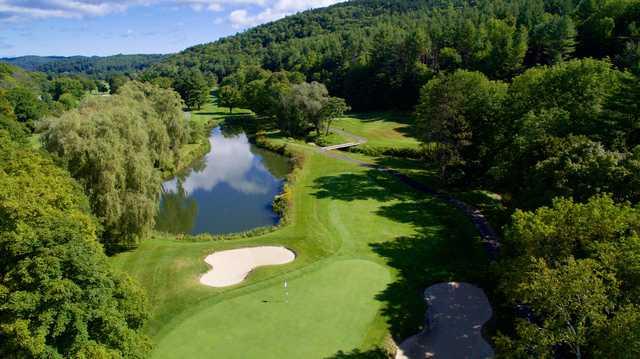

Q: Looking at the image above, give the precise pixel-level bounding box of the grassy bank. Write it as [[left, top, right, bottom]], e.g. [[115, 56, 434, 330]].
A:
[[112, 110, 488, 358]]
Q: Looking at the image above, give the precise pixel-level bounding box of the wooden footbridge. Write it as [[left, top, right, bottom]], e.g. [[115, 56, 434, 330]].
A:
[[319, 128, 367, 152], [320, 142, 363, 151]]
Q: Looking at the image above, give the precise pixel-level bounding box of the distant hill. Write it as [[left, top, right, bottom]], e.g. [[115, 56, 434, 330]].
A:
[[156, 0, 428, 77], [2, 54, 166, 78]]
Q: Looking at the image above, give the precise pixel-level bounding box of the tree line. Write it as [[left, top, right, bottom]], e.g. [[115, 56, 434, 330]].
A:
[[1, 62, 113, 134], [0, 79, 194, 356], [41, 81, 192, 248], [495, 195, 640, 357], [417, 58, 640, 208], [2, 54, 165, 79]]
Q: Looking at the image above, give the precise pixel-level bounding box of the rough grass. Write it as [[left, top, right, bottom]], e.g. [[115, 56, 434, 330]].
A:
[[111, 110, 488, 358]]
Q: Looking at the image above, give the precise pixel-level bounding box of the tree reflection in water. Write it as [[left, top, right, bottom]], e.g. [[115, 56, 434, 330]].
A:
[[156, 179, 198, 234]]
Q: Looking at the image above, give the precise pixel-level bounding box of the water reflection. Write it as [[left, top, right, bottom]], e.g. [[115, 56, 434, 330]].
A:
[[156, 127, 289, 235], [155, 182, 198, 234]]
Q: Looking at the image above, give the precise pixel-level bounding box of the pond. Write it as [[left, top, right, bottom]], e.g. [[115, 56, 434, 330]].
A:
[[156, 126, 289, 235]]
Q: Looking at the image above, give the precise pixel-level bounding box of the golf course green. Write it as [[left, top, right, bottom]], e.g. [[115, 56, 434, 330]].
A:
[[111, 102, 488, 358], [329, 113, 421, 150]]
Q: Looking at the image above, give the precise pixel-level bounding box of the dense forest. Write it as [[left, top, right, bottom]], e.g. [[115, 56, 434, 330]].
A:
[[2, 0, 640, 357], [2, 54, 165, 79], [147, 0, 640, 204]]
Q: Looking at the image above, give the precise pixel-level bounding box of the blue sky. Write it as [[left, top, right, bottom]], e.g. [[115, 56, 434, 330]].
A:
[[0, 0, 345, 57]]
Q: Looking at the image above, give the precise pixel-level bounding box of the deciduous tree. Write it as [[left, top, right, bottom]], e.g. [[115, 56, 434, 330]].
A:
[[0, 133, 151, 358], [416, 70, 507, 180], [218, 85, 242, 113]]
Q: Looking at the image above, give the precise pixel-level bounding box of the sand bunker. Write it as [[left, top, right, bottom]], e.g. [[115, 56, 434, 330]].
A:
[[396, 282, 494, 359], [200, 246, 295, 287]]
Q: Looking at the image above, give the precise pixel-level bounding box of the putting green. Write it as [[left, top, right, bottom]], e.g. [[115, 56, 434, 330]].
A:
[[151, 259, 391, 359]]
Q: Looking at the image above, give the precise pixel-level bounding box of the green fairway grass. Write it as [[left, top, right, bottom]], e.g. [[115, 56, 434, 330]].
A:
[[112, 112, 487, 357], [330, 112, 420, 150]]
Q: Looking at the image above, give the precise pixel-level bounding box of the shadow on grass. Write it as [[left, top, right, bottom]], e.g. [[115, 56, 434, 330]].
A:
[[312, 171, 406, 203], [312, 169, 489, 341], [372, 157, 442, 189], [325, 348, 390, 359]]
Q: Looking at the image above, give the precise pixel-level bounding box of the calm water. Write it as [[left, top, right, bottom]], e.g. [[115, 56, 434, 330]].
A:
[[156, 126, 289, 235]]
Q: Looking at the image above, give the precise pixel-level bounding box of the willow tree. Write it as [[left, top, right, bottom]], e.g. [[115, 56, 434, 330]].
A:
[[42, 81, 189, 247]]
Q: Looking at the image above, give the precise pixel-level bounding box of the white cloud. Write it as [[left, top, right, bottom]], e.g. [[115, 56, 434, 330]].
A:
[[0, 0, 137, 20], [0, 0, 346, 26], [228, 0, 345, 28], [207, 3, 222, 11], [229, 8, 281, 28], [163, 131, 272, 196]]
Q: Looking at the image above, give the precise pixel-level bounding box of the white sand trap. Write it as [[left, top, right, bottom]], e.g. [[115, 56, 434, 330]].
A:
[[199, 246, 295, 287], [396, 282, 494, 359]]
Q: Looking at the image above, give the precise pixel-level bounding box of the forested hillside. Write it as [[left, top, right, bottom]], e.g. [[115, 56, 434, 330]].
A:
[[147, 0, 640, 110], [2, 54, 165, 79]]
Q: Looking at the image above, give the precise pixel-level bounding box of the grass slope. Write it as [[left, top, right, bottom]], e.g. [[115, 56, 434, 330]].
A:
[[329, 112, 420, 150], [112, 110, 487, 358]]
